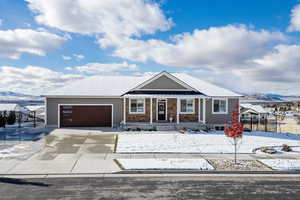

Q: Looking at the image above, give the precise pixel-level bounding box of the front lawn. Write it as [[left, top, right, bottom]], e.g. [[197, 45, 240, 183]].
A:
[[117, 131, 300, 154], [117, 158, 214, 170], [259, 159, 300, 171]]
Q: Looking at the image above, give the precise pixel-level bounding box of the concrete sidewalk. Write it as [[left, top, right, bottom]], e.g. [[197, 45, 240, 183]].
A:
[[2, 152, 300, 175], [2, 154, 120, 174]]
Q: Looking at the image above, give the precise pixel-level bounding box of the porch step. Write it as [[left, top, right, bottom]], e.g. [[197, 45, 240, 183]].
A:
[[156, 125, 176, 131]]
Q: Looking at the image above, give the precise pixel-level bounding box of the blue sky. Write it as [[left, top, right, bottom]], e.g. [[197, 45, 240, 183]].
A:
[[0, 0, 300, 95]]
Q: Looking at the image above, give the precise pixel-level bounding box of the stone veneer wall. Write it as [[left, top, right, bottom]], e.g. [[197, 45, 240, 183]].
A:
[[167, 98, 177, 123], [125, 98, 200, 123], [126, 98, 150, 122], [152, 98, 157, 122], [179, 98, 199, 122]]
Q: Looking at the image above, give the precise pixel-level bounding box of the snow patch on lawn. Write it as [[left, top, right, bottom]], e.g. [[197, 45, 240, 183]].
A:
[[256, 146, 300, 155], [117, 158, 214, 170], [0, 140, 44, 159], [260, 159, 300, 171], [117, 131, 300, 153]]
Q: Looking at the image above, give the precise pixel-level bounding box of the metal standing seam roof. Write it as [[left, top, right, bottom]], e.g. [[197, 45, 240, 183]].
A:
[[43, 72, 242, 97]]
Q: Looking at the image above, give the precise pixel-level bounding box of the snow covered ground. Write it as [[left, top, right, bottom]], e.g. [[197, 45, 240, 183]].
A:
[[117, 158, 214, 170], [117, 131, 300, 153], [260, 159, 300, 171], [0, 140, 44, 159], [256, 146, 300, 155], [0, 127, 47, 159]]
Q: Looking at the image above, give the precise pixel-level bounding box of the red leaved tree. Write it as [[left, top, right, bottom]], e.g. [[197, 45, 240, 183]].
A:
[[224, 104, 244, 164]]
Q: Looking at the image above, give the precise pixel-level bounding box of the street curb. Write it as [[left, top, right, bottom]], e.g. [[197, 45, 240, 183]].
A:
[[116, 170, 300, 174], [1, 170, 300, 177]]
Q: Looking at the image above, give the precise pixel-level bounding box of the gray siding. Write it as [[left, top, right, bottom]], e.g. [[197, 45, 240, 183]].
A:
[[46, 98, 123, 127], [141, 75, 187, 90], [46, 97, 239, 128], [205, 98, 239, 125]]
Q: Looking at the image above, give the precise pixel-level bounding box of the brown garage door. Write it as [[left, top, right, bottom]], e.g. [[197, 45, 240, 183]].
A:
[[60, 105, 112, 127]]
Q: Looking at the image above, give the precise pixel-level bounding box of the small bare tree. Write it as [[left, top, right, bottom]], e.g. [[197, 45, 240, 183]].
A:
[[224, 105, 244, 164]]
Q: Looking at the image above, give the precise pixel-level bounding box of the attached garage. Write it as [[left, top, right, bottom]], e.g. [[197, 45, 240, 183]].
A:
[[59, 104, 113, 128]]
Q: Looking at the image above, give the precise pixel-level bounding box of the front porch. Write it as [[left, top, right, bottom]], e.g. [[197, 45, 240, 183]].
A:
[[122, 94, 208, 130], [121, 122, 209, 131]]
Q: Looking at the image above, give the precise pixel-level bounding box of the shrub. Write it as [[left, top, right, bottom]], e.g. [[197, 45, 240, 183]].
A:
[[6, 111, 16, 125], [281, 144, 292, 152]]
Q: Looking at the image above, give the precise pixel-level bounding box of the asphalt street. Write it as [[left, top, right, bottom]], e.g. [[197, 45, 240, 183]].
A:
[[0, 176, 299, 200]]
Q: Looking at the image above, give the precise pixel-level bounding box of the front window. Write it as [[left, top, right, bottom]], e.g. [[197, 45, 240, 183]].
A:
[[130, 99, 145, 113], [213, 99, 227, 113], [180, 99, 194, 113]]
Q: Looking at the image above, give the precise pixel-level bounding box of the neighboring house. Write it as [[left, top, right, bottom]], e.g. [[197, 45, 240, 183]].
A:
[[43, 71, 242, 129], [240, 103, 268, 121], [26, 105, 45, 119], [0, 103, 28, 113]]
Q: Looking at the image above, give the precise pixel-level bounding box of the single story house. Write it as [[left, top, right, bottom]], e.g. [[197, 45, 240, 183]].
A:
[[240, 103, 268, 122], [43, 71, 242, 129], [26, 105, 45, 120], [0, 103, 28, 113]]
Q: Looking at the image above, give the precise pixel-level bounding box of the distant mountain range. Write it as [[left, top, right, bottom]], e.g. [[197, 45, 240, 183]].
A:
[[241, 93, 300, 103], [0, 91, 43, 103], [0, 91, 299, 104]]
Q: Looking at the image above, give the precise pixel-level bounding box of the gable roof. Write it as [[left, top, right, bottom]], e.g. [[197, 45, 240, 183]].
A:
[[26, 105, 45, 112], [43, 75, 152, 97], [171, 73, 241, 97], [240, 103, 268, 114], [43, 71, 241, 97], [131, 71, 196, 91]]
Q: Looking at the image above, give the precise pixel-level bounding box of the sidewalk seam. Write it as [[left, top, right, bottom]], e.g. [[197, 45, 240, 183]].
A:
[[70, 154, 82, 173]]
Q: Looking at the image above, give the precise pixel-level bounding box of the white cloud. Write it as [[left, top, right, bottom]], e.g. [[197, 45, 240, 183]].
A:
[[236, 44, 300, 83], [192, 44, 300, 95], [62, 55, 71, 60], [288, 4, 300, 32], [66, 61, 139, 74], [0, 65, 83, 94], [111, 25, 286, 69], [26, 0, 173, 43], [0, 29, 68, 59], [73, 54, 85, 60]]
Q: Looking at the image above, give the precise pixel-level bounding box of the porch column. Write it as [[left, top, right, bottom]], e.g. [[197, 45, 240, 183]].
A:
[[123, 98, 126, 124], [202, 98, 206, 124], [150, 98, 153, 124], [198, 98, 201, 122], [176, 98, 179, 124]]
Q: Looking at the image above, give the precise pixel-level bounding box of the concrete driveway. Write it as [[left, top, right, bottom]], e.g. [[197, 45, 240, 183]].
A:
[[2, 128, 121, 174]]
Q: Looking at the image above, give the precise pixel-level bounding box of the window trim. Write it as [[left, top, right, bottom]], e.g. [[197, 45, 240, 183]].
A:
[[212, 98, 228, 114], [129, 98, 145, 114], [179, 98, 195, 114]]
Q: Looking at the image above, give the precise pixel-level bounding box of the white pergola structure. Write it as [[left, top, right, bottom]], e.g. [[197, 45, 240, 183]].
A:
[[122, 94, 207, 125]]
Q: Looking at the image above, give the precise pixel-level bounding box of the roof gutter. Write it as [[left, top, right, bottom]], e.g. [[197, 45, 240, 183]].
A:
[[42, 95, 121, 98]]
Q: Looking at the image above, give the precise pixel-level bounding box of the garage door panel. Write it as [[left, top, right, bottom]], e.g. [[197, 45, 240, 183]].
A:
[[60, 105, 112, 127]]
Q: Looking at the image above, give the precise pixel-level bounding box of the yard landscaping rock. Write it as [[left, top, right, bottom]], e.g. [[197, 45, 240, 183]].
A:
[[282, 144, 292, 152], [208, 159, 271, 171], [260, 147, 277, 154]]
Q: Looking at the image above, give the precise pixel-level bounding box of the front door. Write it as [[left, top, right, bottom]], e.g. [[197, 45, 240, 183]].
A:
[[157, 100, 166, 121]]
